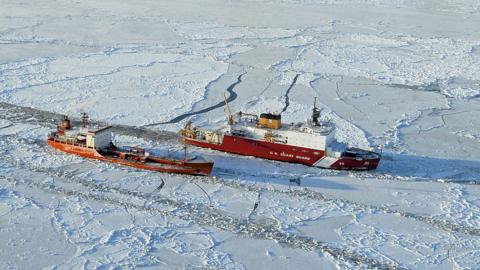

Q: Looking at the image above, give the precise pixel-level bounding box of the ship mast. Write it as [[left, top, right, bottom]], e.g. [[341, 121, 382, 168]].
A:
[[223, 93, 234, 125], [312, 97, 320, 126], [81, 112, 89, 128]]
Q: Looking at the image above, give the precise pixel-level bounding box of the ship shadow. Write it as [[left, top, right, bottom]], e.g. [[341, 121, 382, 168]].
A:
[[295, 177, 355, 190], [209, 150, 480, 189], [369, 153, 480, 183], [210, 154, 356, 190]]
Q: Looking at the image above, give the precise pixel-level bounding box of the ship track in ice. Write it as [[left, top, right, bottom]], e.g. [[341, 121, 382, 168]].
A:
[[143, 72, 246, 126], [1, 101, 479, 184], [0, 101, 178, 142], [281, 74, 300, 113], [1, 170, 403, 270], [2, 134, 480, 238]]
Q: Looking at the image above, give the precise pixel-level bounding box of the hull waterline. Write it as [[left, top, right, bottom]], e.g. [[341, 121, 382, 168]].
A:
[[183, 136, 380, 170], [48, 139, 214, 176]]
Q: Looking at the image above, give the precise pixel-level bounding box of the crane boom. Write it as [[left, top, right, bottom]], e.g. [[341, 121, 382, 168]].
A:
[[223, 93, 234, 125]]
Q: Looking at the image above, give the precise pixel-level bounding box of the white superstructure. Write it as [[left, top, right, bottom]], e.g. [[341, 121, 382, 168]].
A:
[[227, 112, 337, 151], [86, 127, 112, 149]]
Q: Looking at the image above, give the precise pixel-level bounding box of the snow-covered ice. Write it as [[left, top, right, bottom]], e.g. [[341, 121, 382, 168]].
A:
[[1, 0, 480, 269]]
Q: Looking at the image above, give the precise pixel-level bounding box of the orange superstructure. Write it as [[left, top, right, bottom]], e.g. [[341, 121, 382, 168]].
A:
[[48, 114, 213, 176]]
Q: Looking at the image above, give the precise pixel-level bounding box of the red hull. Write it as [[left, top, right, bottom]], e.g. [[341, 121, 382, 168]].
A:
[[47, 139, 213, 176], [183, 135, 380, 170]]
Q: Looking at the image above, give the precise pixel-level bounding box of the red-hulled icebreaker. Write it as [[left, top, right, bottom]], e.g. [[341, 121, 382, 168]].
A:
[[48, 114, 214, 176], [180, 98, 380, 170]]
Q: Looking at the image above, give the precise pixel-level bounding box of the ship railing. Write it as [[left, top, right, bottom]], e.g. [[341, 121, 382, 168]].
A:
[[236, 112, 258, 123], [237, 116, 259, 126], [52, 137, 89, 148], [231, 129, 247, 137], [296, 126, 332, 135], [344, 147, 381, 159]]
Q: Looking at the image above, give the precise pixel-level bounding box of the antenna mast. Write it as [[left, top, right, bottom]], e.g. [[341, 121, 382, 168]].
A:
[[312, 97, 320, 126], [223, 93, 234, 125], [81, 112, 89, 128]]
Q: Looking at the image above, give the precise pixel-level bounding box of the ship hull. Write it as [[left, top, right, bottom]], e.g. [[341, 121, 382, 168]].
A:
[[183, 135, 379, 170], [48, 139, 213, 176]]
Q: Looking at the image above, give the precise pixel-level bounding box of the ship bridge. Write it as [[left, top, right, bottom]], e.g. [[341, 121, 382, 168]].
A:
[[289, 121, 335, 136]]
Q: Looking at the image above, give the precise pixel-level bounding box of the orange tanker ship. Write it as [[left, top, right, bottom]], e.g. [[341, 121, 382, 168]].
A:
[[48, 114, 214, 176]]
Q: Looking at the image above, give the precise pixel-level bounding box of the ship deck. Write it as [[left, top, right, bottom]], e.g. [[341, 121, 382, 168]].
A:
[[232, 117, 335, 136]]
